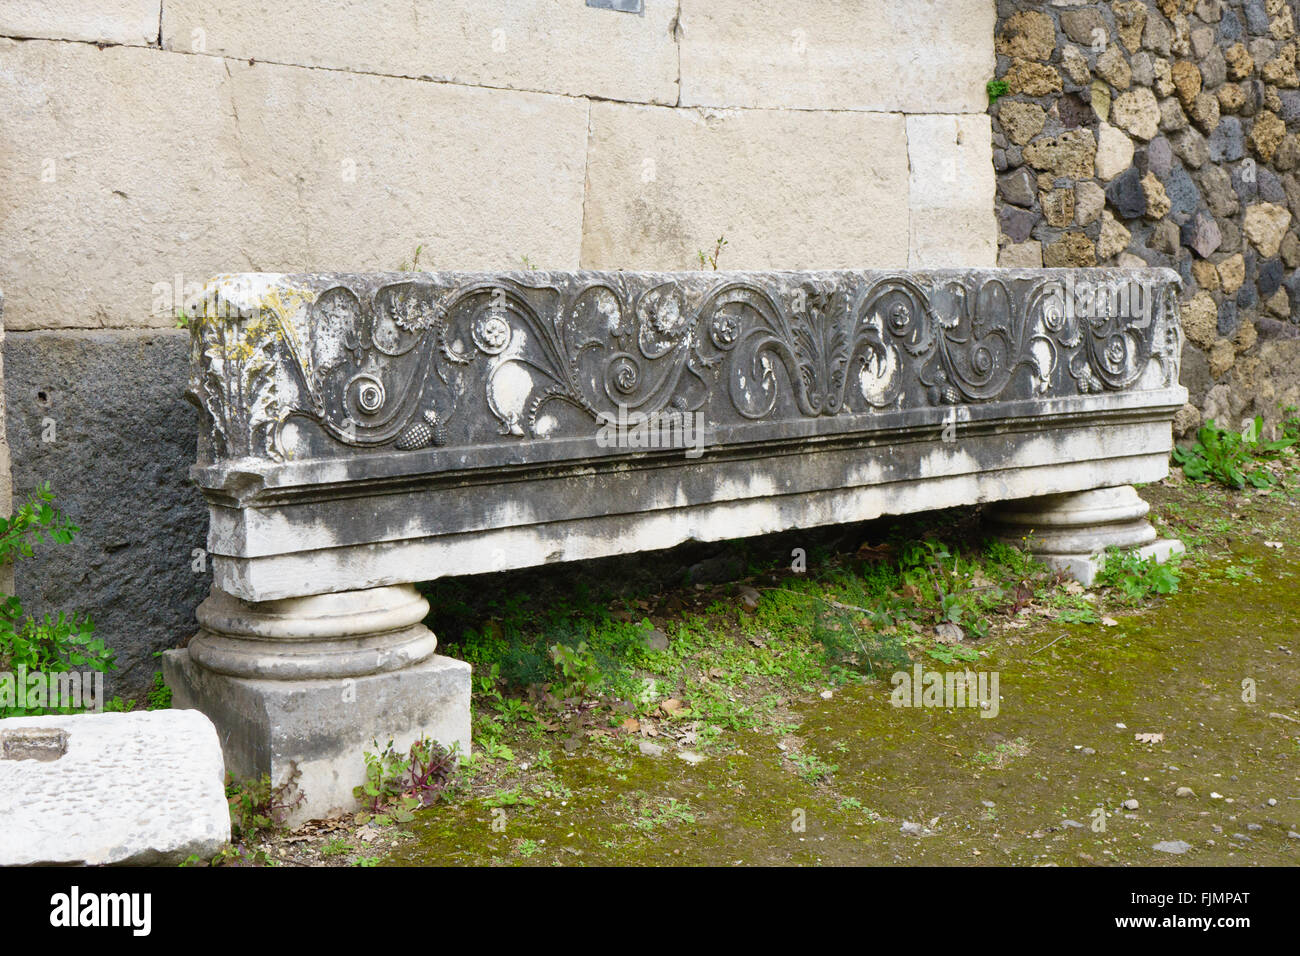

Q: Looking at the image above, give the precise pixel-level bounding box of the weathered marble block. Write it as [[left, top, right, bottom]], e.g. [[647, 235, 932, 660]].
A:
[[0, 710, 229, 866], [185, 269, 1186, 598], [168, 268, 1187, 820]]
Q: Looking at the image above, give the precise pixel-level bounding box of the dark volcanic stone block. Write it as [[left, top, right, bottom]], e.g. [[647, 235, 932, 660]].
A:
[[1164, 165, 1203, 222], [1107, 167, 1147, 219], [1232, 160, 1260, 202], [1260, 257, 1284, 297], [1218, 298, 1240, 336], [1219, 8, 1242, 42], [999, 205, 1040, 242], [3, 330, 208, 699], [999, 167, 1038, 208], [1244, 0, 1270, 35], [1058, 93, 1092, 129], [1258, 167, 1288, 204], [1208, 117, 1245, 163], [1279, 90, 1300, 125]]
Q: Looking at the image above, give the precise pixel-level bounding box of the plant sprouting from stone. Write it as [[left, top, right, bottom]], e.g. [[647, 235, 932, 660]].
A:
[[226, 765, 304, 845], [354, 735, 458, 825], [1096, 548, 1182, 605], [697, 235, 728, 270], [398, 244, 424, 272]]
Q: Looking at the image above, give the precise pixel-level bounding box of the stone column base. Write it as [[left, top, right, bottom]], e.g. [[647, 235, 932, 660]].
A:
[[988, 485, 1184, 586], [163, 649, 470, 826]]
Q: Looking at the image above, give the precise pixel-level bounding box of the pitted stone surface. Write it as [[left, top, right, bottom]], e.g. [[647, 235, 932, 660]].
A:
[[3, 329, 210, 700], [0, 710, 229, 866], [990, 0, 1300, 438]]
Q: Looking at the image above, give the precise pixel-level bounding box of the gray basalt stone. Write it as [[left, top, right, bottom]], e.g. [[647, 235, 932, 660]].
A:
[[1219, 8, 1242, 42], [1218, 298, 1240, 336], [2, 330, 210, 700], [1258, 166, 1288, 204], [1000, 205, 1040, 242], [1244, 0, 1270, 36], [1232, 160, 1260, 202], [1164, 165, 1204, 221], [1279, 90, 1300, 125], [1182, 211, 1224, 257], [1259, 257, 1284, 297], [1208, 117, 1245, 162], [1107, 167, 1148, 219], [998, 167, 1038, 208]]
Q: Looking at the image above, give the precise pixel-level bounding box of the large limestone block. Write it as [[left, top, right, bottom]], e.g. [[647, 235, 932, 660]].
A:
[[0, 0, 159, 45], [165, 650, 472, 825], [581, 103, 910, 270], [0, 710, 230, 866], [906, 115, 997, 267], [0, 41, 588, 330], [162, 0, 678, 104], [678, 0, 995, 113]]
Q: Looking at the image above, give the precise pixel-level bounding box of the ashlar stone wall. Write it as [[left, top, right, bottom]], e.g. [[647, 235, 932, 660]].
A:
[[0, 1, 997, 697], [992, 0, 1300, 436]]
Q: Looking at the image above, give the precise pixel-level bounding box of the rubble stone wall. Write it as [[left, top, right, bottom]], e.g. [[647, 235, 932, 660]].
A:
[[993, 0, 1300, 436]]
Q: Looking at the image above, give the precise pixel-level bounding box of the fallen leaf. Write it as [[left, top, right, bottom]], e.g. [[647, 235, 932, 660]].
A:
[[619, 717, 640, 733], [1100, 616, 1119, 627], [660, 698, 687, 717]]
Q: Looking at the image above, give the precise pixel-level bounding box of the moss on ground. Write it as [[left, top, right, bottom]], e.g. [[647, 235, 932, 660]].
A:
[[231, 466, 1300, 867]]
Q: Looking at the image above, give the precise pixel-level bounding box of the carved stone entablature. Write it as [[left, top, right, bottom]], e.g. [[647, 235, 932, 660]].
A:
[[185, 269, 1184, 468]]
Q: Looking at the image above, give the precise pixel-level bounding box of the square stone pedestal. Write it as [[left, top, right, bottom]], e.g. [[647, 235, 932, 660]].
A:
[[164, 649, 470, 825]]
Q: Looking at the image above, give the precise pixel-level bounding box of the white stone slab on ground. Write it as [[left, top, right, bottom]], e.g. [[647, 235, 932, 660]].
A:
[[0, 709, 230, 866]]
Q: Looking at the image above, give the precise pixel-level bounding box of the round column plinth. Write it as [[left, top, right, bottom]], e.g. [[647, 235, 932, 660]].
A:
[[188, 583, 438, 680], [988, 485, 1158, 556]]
